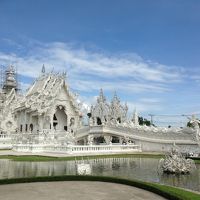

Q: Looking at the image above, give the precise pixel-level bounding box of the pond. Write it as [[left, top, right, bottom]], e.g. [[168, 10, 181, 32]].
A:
[[0, 157, 199, 192]]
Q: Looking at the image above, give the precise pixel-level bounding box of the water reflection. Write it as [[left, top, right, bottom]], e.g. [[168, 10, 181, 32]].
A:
[[0, 157, 199, 192]]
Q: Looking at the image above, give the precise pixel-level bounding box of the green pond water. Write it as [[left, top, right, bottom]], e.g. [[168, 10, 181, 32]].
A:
[[0, 157, 199, 192]]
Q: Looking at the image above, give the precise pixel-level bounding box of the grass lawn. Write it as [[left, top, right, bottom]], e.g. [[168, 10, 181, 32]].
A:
[[1, 153, 200, 164], [0, 153, 165, 161], [0, 153, 200, 162]]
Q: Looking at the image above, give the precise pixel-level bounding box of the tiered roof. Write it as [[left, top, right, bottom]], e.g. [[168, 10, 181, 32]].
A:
[[91, 89, 128, 123], [16, 70, 80, 115]]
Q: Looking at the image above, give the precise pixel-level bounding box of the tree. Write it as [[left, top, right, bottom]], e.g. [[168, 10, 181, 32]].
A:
[[187, 120, 200, 128], [87, 113, 91, 118], [138, 117, 154, 126]]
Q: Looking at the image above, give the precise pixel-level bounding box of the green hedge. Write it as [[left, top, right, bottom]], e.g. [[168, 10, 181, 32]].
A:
[[0, 175, 199, 200]]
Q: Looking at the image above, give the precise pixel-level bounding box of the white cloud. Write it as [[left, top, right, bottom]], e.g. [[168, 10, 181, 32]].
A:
[[138, 98, 162, 104], [0, 41, 183, 94], [126, 100, 163, 114], [0, 40, 190, 121]]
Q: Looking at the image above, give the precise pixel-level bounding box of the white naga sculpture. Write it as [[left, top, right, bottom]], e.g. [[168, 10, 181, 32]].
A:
[[158, 146, 196, 174]]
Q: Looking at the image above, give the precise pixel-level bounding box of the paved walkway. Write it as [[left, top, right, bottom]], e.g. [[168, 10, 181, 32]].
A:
[[0, 181, 167, 200]]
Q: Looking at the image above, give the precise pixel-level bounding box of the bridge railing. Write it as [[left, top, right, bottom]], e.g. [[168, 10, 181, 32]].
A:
[[13, 144, 142, 153], [75, 124, 193, 141]]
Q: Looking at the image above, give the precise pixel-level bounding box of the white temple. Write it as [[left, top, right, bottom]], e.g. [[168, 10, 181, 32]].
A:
[[0, 66, 200, 154]]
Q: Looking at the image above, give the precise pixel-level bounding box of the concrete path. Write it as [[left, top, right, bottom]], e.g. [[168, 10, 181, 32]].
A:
[[0, 181, 167, 200]]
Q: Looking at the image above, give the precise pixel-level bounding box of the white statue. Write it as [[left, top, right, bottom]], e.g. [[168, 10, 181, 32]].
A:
[[158, 146, 196, 174], [188, 115, 200, 141], [104, 135, 112, 145], [87, 135, 94, 145]]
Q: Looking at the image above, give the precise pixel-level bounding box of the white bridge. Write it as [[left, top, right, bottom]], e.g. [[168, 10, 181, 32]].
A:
[[1, 124, 199, 153], [75, 124, 199, 153], [76, 125, 196, 144]]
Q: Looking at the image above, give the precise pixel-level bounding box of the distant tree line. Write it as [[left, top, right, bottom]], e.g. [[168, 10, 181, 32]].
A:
[[138, 117, 155, 127]]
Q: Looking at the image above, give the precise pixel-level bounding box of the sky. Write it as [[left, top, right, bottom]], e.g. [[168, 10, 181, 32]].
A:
[[0, 0, 200, 126]]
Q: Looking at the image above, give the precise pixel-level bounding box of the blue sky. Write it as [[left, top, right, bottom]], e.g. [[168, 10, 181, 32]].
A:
[[0, 0, 200, 126]]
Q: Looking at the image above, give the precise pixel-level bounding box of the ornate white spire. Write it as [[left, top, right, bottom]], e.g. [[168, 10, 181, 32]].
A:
[[90, 89, 110, 125], [62, 70, 67, 78], [109, 92, 128, 123], [111, 91, 120, 104], [132, 108, 139, 125], [98, 88, 106, 102]]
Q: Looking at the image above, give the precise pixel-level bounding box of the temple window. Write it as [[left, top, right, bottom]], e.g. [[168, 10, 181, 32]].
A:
[[25, 124, 28, 132], [20, 125, 23, 132], [53, 114, 57, 120], [29, 124, 33, 132], [117, 117, 121, 123], [53, 122, 58, 130]]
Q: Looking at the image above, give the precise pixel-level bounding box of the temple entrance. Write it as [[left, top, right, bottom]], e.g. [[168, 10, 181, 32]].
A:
[[97, 117, 102, 125], [53, 106, 68, 131]]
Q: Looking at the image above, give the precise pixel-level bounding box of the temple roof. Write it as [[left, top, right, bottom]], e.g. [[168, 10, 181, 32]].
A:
[[26, 73, 64, 96], [15, 71, 80, 115], [91, 89, 128, 123]]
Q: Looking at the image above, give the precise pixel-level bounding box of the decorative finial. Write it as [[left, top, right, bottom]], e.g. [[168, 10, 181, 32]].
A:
[[125, 102, 128, 111], [114, 91, 117, 98], [9, 65, 14, 71], [100, 88, 104, 96], [98, 88, 106, 102], [132, 107, 139, 125], [42, 64, 45, 74], [112, 91, 120, 102], [62, 70, 67, 78]]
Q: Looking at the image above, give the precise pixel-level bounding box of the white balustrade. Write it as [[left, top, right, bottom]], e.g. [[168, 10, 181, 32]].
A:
[[75, 125, 193, 141], [13, 144, 141, 153], [0, 134, 10, 139]]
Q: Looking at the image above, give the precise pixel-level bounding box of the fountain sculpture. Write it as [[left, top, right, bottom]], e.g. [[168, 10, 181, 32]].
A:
[[159, 147, 196, 174]]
